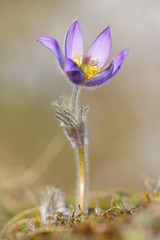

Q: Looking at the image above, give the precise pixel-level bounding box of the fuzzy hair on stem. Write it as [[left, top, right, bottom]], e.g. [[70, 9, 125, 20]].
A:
[[40, 187, 69, 224], [53, 87, 89, 213]]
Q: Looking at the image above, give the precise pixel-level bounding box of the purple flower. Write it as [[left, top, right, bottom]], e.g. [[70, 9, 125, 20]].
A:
[[37, 20, 129, 87]]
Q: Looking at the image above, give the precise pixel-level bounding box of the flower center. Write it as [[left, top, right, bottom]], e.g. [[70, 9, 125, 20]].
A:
[[72, 53, 101, 82]]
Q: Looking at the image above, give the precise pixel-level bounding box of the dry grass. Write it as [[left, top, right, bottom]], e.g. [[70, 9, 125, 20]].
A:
[[1, 188, 160, 240]]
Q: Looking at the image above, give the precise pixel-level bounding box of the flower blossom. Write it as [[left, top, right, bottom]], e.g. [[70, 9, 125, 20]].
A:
[[37, 20, 128, 87]]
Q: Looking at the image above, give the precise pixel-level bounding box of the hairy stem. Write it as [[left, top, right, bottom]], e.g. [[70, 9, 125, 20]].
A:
[[70, 85, 80, 113], [56, 85, 89, 213], [76, 145, 88, 213]]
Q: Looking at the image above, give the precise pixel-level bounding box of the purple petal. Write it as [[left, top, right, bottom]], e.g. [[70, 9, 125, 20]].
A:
[[111, 48, 129, 76], [65, 20, 83, 59], [64, 58, 85, 84], [36, 36, 64, 69], [84, 62, 114, 87], [87, 27, 111, 68]]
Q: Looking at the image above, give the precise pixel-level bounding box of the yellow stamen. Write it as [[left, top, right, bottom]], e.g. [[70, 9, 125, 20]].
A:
[[72, 53, 101, 82]]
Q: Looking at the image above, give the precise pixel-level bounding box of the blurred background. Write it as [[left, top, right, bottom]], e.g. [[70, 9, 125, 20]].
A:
[[0, 0, 160, 227]]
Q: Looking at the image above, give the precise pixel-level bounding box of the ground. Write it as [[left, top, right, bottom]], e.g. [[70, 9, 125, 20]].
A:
[[1, 184, 160, 240]]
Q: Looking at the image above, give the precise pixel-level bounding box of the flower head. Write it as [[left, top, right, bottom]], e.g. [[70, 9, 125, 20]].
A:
[[37, 20, 128, 87]]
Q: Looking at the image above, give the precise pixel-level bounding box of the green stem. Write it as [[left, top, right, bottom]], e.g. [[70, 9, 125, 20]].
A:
[[76, 145, 88, 213], [71, 85, 80, 113], [70, 85, 89, 213]]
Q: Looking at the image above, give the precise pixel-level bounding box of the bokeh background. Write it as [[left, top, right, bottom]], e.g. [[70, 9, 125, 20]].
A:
[[0, 0, 160, 227]]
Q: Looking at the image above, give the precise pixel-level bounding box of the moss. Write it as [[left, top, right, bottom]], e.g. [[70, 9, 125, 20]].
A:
[[2, 190, 160, 240]]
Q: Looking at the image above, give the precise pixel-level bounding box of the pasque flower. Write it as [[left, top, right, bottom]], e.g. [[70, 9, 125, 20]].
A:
[[37, 20, 128, 87], [36, 21, 129, 214]]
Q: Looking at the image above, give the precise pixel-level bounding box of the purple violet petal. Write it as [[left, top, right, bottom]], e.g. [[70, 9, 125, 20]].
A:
[[111, 48, 129, 76], [64, 58, 85, 85], [84, 62, 114, 87], [65, 20, 83, 59], [36, 36, 64, 69], [87, 27, 111, 68]]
